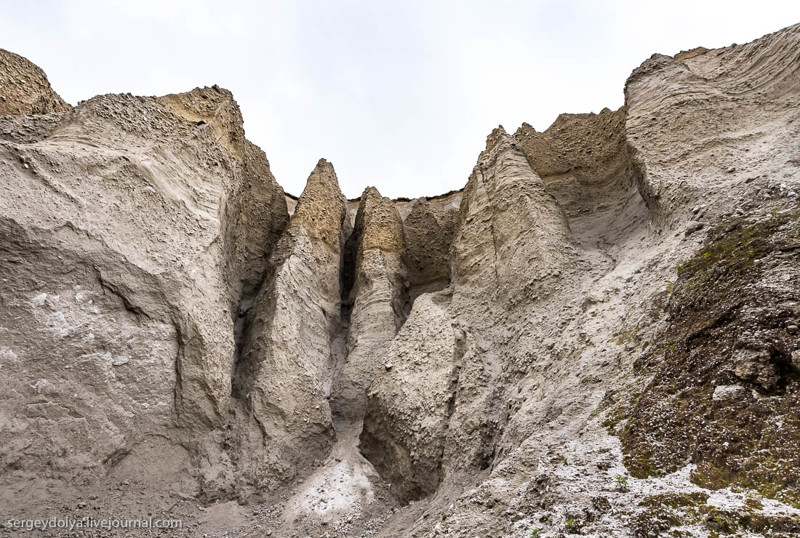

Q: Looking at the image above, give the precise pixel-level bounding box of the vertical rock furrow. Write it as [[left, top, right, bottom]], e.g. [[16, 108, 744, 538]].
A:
[[231, 159, 346, 491], [452, 126, 577, 308], [331, 187, 407, 423]]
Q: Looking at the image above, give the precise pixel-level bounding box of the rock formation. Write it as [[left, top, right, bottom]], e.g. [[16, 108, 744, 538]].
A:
[[331, 187, 407, 423], [231, 158, 346, 493], [0, 49, 70, 115], [1, 22, 799, 538]]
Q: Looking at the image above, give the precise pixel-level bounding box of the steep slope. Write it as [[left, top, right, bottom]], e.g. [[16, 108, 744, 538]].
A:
[[361, 126, 581, 506], [0, 49, 70, 115], [0, 84, 289, 515], [619, 21, 800, 513], [1, 21, 800, 538], [231, 159, 346, 493]]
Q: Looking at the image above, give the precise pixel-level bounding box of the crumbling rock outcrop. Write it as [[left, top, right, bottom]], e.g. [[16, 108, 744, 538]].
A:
[[360, 294, 457, 503], [3, 22, 800, 538], [358, 23, 800, 538], [622, 213, 800, 506], [231, 159, 346, 490], [515, 107, 643, 245], [359, 126, 581, 505], [0, 49, 70, 115], [331, 187, 407, 423], [617, 21, 800, 510]]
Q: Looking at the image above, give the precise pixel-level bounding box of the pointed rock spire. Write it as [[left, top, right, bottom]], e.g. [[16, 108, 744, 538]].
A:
[[292, 159, 347, 246], [231, 159, 349, 486], [484, 124, 509, 151], [330, 186, 407, 422], [355, 186, 405, 254], [452, 126, 577, 305]]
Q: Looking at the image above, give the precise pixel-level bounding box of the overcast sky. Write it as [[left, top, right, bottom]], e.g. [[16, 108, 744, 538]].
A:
[[1, 1, 799, 198]]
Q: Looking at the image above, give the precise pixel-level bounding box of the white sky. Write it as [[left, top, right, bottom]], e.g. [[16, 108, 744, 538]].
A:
[[1, 1, 799, 198]]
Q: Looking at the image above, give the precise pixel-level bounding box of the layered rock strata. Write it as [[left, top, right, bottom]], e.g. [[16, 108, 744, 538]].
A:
[[1, 22, 800, 538]]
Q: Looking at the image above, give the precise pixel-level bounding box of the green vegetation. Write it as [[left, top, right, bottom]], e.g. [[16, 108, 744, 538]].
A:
[[622, 211, 800, 507], [676, 222, 762, 276], [639, 492, 709, 509], [634, 491, 800, 536], [614, 326, 639, 346]]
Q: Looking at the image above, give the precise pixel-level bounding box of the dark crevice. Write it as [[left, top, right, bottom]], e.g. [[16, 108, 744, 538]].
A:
[[340, 218, 360, 307], [230, 297, 257, 399], [229, 229, 287, 403], [625, 135, 662, 227], [329, 216, 360, 425], [229, 262, 280, 402]]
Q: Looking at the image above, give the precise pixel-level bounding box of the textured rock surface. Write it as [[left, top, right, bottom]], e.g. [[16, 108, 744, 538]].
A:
[[451, 126, 577, 304], [401, 194, 460, 297], [0, 49, 70, 115], [331, 187, 406, 423], [0, 83, 288, 509], [622, 214, 800, 507], [360, 293, 457, 502], [2, 22, 800, 538], [617, 21, 800, 512], [515, 107, 641, 247], [625, 24, 800, 227], [231, 159, 345, 492]]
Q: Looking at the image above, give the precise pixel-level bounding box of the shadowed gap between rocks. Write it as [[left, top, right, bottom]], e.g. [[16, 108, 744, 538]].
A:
[[329, 214, 360, 426]]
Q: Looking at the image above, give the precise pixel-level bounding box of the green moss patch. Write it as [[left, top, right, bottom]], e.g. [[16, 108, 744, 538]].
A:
[[620, 211, 800, 506], [633, 492, 800, 536]]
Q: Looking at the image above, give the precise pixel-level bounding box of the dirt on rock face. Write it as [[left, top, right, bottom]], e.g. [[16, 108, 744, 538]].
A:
[[0, 49, 70, 115], [2, 22, 800, 538], [230, 158, 346, 495], [622, 212, 800, 506]]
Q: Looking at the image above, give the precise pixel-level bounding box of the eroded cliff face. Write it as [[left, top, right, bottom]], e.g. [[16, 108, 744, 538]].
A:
[[230, 158, 346, 494], [0, 57, 294, 511], [1, 22, 800, 538], [0, 49, 70, 115]]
